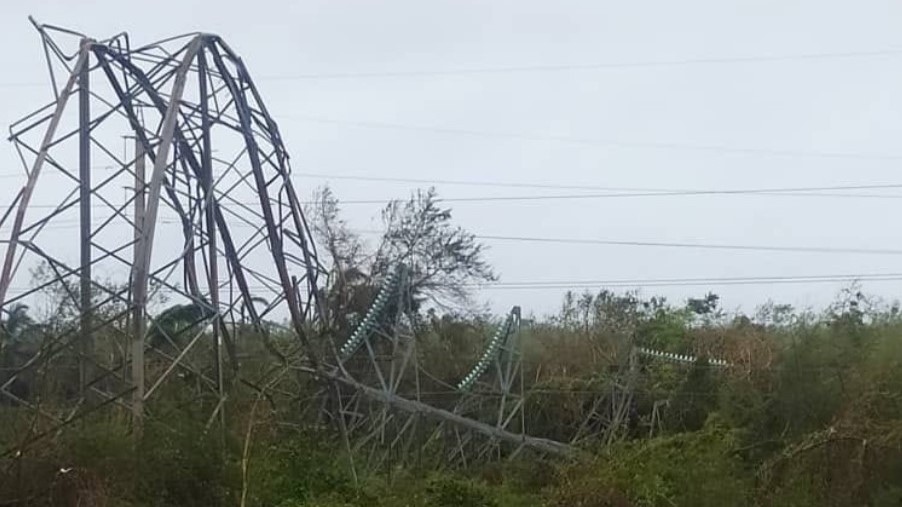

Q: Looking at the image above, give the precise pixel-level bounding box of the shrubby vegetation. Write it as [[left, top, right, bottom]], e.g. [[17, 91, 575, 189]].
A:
[[2, 189, 902, 505], [4, 284, 902, 506]]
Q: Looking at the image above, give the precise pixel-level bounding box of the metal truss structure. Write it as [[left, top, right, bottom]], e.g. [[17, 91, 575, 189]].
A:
[[331, 265, 423, 469], [3, 19, 727, 471], [0, 19, 324, 449], [0, 21, 575, 465], [636, 346, 731, 437], [439, 306, 528, 465], [321, 287, 737, 468], [569, 340, 639, 447], [570, 345, 732, 445], [326, 272, 569, 470]]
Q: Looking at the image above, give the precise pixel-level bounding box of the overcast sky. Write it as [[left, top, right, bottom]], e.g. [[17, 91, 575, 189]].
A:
[[2, 0, 902, 318]]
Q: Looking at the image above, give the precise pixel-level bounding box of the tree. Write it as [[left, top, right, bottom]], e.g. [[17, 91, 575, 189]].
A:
[[687, 293, 720, 317], [1, 303, 35, 343], [0, 303, 40, 364], [308, 186, 496, 324], [0, 304, 40, 404], [308, 186, 374, 330], [372, 188, 497, 310]]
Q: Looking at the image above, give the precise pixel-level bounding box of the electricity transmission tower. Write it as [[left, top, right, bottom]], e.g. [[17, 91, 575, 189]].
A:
[[0, 19, 325, 448]]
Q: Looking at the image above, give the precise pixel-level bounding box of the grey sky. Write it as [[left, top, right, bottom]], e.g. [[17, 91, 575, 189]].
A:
[[2, 0, 902, 317]]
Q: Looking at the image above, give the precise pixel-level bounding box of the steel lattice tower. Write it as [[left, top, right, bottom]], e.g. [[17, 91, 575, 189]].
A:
[[0, 20, 325, 439]]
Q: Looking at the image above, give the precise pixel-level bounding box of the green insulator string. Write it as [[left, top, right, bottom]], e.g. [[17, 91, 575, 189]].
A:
[[338, 265, 405, 359], [457, 309, 517, 391]]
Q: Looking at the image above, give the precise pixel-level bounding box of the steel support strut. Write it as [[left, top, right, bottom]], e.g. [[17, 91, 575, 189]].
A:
[[78, 38, 93, 398], [0, 48, 88, 308]]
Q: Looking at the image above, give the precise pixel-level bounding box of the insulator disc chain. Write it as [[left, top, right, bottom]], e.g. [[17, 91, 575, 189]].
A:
[[338, 265, 406, 359], [457, 307, 518, 391], [637, 346, 731, 367]]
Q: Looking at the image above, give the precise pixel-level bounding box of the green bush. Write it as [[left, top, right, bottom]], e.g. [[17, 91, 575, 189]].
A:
[[424, 475, 499, 507], [135, 416, 237, 506], [248, 430, 357, 506], [550, 416, 752, 507]]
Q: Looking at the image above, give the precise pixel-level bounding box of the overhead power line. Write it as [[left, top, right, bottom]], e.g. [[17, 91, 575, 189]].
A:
[[9, 168, 902, 198], [6, 272, 902, 296], [348, 229, 902, 256], [7, 168, 902, 199], [259, 48, 902, 80], [294, 172, 902, 196], [2, 48, 900, 89], [16, 177, 902, 213], [295, 175, 902, 202], [315, 191, 902, 204], [381, 189, 902, 202], [472, 273, 902, 290], [466, 233, 902, 257], [296, 171, 662, 191], [283, 115, 902, 161], [11, 218, 902, 257]]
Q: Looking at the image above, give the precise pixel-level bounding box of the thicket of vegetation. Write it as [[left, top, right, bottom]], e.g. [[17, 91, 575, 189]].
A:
[[2, 189, 902, 506], [5, 285, 902, 506]]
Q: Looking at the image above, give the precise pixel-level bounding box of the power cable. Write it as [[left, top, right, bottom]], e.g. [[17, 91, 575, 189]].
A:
[[464, 233, 902, 257], [16, 179, 902, 212], [299, 187, 902, 204], [474, 274, 902, 290], [293, 172, 902, 195], [6, 272, 902, 295], [347, 229, 902, 257], [282, 115, 902, 161], [257, 48, 902, 80], [8, 168, 902, 200], [8, 217, 902, 257], [3, 47, 901, 89]]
